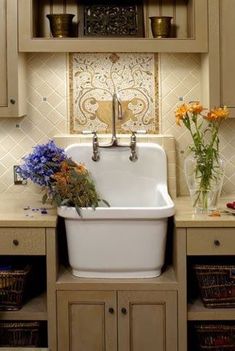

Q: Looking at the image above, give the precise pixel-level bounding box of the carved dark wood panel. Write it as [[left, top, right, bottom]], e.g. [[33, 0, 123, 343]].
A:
[[81, 1, 144, 37]]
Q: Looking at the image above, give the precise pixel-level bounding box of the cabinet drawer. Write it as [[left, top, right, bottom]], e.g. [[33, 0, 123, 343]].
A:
[[187, 228, 235, 255], [0, 228, 45, 255]]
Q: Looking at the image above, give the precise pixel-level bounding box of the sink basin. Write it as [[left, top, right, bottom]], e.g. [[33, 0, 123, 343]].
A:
[[58, 142, 175, 278]]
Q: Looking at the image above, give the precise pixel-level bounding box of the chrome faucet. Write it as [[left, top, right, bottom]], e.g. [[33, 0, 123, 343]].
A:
[[129, 132, 138, 162], [92, 132, 100, 162], [110, 92, 122, 146], [94, 92, 123, 149], [89, 94, 141, 162]]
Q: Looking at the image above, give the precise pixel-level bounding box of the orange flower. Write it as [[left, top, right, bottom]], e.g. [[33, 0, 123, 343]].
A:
[[75, 163, 87, 174], [206, 106, 229, 121], [175, 104, 190, 125], [188, 101, 203, 114], [60, 160, 70, 173]]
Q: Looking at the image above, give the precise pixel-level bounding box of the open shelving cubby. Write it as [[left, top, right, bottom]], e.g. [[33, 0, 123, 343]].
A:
[[18, 0, 208, 52]]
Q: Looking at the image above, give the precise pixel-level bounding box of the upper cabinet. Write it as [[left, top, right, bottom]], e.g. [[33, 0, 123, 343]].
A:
[[0, 0, 26, 117], [202, 0, 235, 117], [18, 0, 208, 53], [219, 0, 235, 116]]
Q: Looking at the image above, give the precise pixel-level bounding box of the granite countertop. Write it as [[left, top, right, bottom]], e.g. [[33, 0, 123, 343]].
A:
[[174, 196, 235, 227], [0, 193, 57, 227]]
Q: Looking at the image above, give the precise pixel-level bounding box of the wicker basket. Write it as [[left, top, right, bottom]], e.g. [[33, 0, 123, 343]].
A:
[[0, 265, 31, 310], [0, 321, 40, 347], [194, 323, 235, 351], [193, 264, 235, 307]]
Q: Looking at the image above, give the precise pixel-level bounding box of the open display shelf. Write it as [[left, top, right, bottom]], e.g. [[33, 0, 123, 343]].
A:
[[18, 0, 208, 52]]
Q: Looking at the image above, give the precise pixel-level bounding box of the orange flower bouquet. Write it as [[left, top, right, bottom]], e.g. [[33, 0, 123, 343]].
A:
[[175, 102, 229, 211]]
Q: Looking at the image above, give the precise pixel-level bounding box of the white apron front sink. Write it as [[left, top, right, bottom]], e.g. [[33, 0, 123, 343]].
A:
[[58, 142, 175, 278]]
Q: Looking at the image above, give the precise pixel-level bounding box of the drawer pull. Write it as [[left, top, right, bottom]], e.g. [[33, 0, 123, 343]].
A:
[[108, 307, 114, 314], [121, 307, 127, 315], [214, 239, 221, 247], [13, 239, 19, 246]]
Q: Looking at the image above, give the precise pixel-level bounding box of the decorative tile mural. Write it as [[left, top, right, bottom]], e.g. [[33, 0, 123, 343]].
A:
[[69, 53, 158, 134]]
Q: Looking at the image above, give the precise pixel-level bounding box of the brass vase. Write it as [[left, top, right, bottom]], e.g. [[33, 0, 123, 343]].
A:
[[149, 16, 172, 38], [47, 13, 75, 38]]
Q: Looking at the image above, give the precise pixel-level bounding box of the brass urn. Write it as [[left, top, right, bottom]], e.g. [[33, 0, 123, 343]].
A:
[[46, 13, 75, 38], [149, 16, 172, 38]]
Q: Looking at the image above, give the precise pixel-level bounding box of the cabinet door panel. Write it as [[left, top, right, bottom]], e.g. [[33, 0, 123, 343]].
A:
[[0, 0, 7, 106], [131, 304, 165, 351], [57, 291, 117, 351], [118, 291, 177, 351], [0, 0, 26, 117], [220, 0, 235, 115], [71, 303, 105, 351]]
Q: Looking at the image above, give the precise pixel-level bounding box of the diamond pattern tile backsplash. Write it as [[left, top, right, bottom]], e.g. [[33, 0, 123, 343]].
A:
[[0, 52, 234, 196]]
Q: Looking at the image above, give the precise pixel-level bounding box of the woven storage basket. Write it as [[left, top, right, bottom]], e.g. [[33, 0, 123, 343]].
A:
[[194, 323, 235, 351], [0, 321, 40, 347], [0, 265, 31, 310], [193, 264, 235, 307]]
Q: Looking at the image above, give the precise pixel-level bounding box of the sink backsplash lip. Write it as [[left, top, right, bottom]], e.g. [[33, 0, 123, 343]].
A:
[[53, 134, 177, 199]]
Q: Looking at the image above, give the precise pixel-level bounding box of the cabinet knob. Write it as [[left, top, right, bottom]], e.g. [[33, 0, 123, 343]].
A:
[[214, 239, 221, 247], [121, 307, 127, 315], [10, 98, 16, 105], [108, 307, 114, 314], [13, 239, 19, 246]]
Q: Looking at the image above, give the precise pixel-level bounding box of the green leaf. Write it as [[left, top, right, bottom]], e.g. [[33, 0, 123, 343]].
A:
[[100, 199, 110, 207], [75, 205, 82, 217]]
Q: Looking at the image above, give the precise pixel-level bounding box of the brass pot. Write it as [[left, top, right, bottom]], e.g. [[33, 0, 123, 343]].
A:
[[47, 14, 75, 38], [149, 16, 172, 38]]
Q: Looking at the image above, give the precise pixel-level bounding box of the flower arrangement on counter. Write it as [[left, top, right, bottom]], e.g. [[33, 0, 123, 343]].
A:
[[175, 101, 229, 211], [17, 140, 108, 215]]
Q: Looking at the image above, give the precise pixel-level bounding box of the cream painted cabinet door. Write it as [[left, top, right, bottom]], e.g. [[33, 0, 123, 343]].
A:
[[0, 0, 26, 117], [220, 0, 235, 117], [118, 291, 177, 351], [57, 290, 177, 351], [57, 291, 117, 351]]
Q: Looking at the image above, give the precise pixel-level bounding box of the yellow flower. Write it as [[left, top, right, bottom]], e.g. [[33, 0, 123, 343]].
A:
[[206, 106, 229, 121], [175, 103, 190, 125], [188, 101, 203, 114]]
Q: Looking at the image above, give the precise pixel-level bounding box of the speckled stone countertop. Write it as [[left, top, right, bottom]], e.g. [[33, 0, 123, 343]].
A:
[[174, 196, 235, 227], [0, 194, 57, 227], [0, 194, 234, 229]]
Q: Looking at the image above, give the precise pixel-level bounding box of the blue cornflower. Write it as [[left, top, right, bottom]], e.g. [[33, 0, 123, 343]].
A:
[[17, 140, 67, 187]]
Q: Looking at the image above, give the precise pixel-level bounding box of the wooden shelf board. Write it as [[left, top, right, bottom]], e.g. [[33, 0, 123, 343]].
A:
[[0, 349, 48, 351], [56, 265, 179, 291], [188, 298, 235, 321], [19, 37, 207, 53], [0, 349, 49, 351], [0, 293, 47, 321]]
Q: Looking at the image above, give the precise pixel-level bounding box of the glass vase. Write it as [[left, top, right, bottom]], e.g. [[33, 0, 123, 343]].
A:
[[184, 154, 225, 213]]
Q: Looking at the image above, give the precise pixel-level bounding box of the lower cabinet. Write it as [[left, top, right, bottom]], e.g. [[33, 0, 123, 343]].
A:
[[57, 290, 177, 351]]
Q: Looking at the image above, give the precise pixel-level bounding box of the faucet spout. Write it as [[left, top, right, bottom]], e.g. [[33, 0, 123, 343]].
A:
[[111, 93, 122, 145]]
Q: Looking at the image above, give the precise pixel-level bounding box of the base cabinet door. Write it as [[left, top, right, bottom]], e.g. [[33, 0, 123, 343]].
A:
[[118, 291, 177, 351], [57, 290, 177, 351], [57, 291, 117, 351]]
